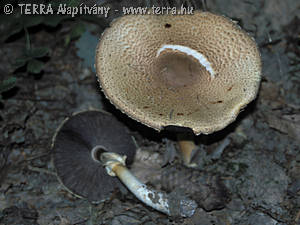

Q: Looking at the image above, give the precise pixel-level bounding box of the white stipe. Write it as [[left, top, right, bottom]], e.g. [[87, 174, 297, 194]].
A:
[[156, 44, 215, 78], [116, 165, 171, 215], [101, 152, 170, 214], [100, 152, 197, 217]]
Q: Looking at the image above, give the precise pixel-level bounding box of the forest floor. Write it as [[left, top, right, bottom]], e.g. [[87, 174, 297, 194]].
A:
[[0, 0, 299, 224]]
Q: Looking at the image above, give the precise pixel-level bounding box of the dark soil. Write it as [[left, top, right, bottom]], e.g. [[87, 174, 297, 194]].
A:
[[0, 0, 299, 225]]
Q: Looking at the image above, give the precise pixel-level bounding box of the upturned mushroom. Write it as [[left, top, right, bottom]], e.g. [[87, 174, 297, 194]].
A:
[[52, 110, 197, 217], [52, 110, 136, 201], [95, 11, 262, 166]]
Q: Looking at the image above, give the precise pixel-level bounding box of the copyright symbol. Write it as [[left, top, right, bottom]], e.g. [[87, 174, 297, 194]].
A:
[[4, 4, 13, 14]]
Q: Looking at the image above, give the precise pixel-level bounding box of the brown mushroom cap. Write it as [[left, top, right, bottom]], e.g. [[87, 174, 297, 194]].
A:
[[52, 110, 136, 201], [95, 11, 261, 135]]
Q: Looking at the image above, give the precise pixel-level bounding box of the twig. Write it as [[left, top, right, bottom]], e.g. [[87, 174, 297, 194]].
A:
[[27, 165, 56, 176]]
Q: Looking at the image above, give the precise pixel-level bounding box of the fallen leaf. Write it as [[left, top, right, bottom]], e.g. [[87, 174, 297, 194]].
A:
[[265, 113, 300, 143]]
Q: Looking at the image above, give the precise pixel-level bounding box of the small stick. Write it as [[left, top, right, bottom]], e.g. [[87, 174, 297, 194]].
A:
[[27, 165, 56, 176]]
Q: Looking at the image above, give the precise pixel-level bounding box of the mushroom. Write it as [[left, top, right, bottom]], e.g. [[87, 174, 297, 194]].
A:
[[95, 11, 262, 166], [52, 110, 136, 201], [52, 110, 197, 217]]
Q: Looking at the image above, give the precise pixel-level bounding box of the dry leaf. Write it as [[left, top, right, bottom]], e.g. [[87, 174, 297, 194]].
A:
[[265, 113, 300, 143]]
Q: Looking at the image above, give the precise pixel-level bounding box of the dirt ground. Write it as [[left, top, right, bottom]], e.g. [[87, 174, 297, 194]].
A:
[[0, 0, 299, 224]]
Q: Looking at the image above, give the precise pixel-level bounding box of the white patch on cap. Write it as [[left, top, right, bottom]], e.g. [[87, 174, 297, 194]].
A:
[[156, 44, 215, 78]]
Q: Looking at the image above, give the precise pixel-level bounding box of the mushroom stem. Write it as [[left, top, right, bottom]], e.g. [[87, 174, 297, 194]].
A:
[[177, 133, 198, 168], [100, 152, 197, 217]]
